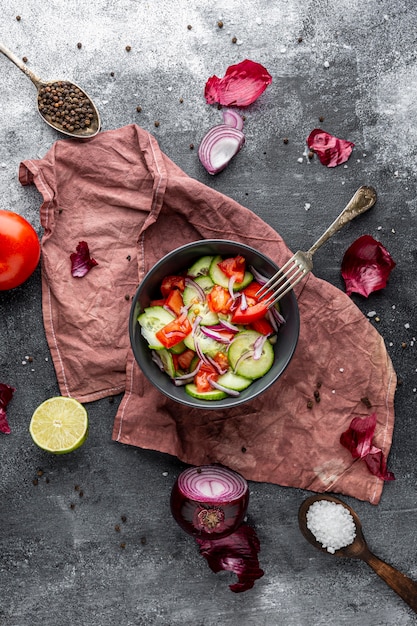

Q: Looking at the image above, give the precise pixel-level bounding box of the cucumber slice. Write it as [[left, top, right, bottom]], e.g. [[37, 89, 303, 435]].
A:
[[216, 371, 252, 391], [169, 340, 186, 355], [184, 330, 227, 357], [183, 276, 218, 326], [209, 255, 253, 291], [228, 330, 274, 379], [185, 383, 227, 401], [187, 255, 214, 278], [138, 306, 175, 349], [158, 349, 176, 378]]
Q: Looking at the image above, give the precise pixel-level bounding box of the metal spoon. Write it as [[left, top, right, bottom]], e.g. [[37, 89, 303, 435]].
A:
[[298, 494, 417, 614], [0, 42, 101, 138]]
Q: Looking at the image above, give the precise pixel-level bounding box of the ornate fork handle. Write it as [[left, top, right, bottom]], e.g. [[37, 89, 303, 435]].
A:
[[308, 185, 377, 256]]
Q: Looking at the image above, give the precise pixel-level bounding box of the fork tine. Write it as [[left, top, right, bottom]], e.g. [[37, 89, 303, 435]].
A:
[[263, 265, 305, 307], [256, 256, 297, 297]]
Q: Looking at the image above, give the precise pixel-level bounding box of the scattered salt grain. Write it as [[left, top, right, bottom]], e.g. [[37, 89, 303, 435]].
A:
[[323, 60, 330, 68], [404, 323, 410, 329], [367, 311, 377, 318], [304, 203, 311, 211], [297, 157, 304, 163], [162, 471, 168, 477], [306, 500, 356, 553]]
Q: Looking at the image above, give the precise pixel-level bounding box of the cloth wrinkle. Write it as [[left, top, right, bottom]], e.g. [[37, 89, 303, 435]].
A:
[[19, 124, 397, 504]]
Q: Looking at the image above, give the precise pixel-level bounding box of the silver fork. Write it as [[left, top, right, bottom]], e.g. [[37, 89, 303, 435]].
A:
[[257, 185, 377, 307]]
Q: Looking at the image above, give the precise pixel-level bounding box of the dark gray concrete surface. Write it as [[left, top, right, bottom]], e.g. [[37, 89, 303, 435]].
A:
[[1, 1, 416, 625]]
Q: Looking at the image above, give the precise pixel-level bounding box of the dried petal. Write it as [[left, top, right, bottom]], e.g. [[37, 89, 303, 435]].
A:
[[340, 413, 395, 481], [0, 383, 15, 434], [307, 129, 354, 167], [341, 235, 395, 297], [196, 524, 264, 592], [70, 241, 98, 278], [204, 59, 272, 107]]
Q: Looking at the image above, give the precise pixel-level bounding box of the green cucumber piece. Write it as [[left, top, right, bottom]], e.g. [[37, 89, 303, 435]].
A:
[[216, 371, 252, 391], [158, 349, 176, 378], [138, 306, 175, 349], [183, 275, 218, 326], [184, 330, 227, 357], [169, 341, 186, 355], [209, 255, 253, 291], [187, 255, 214, 278], [185, 383, 227, 401], [228, 330, 274, 379]]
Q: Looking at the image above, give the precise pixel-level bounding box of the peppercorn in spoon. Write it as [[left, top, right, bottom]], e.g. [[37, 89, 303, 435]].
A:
[[0, 42, 101, 138], [298, 494, 417, 613]]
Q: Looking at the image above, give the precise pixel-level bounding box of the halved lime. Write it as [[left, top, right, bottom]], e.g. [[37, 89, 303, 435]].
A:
[[29, 396, 88, 454]]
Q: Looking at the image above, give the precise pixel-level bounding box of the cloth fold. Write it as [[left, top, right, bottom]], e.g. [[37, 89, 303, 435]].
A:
[[19, 124, 396, 504]]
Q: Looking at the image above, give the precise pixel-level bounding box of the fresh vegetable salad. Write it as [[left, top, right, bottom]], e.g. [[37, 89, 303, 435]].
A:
[[138, 254, 285, 400]]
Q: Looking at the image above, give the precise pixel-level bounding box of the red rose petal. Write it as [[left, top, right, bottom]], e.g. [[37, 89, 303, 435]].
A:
[[0, 383, 15, 434], [204, 59, 272, 107], [307, 128, 354, 167], [341, 235, 395, 297], [340, 413, 395, 481], [70, 241, 98, 278], [196, 524, 264, 592]]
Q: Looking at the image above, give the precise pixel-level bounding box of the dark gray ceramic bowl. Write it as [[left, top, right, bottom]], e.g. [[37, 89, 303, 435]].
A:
[[129, 240, 299, 409]]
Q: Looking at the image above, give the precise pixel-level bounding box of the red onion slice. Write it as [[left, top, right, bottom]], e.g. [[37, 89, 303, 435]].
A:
[[185, 277, 206, 302], [248, 265, 269, 285], [170, 465, 249, 539], [198, 124, 245, 175], [209, 378, 240, 397], [201, 327, 234, 344], [253, 335, 267, 360], [222, 109, 244, 130], [219, 319, 239, 332]]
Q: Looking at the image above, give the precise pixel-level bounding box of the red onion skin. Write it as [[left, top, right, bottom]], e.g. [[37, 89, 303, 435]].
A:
[[170, 466, 249, 540]]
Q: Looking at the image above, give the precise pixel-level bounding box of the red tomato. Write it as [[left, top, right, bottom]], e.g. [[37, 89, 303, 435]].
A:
[[155, 313, 192, 348], [194, 363, 218, 393], [176, 349, 195, 371], [207, 285, 232, 314], [250, 317, 274, 335], [165, 289, 184, 315], [212, 351, 229, 370], [160, 275, 186, 297], [231, 301, 269, 324], [217, 255, 246, 283], [0, 210, 41, 290], [242, 281, 266, 302]]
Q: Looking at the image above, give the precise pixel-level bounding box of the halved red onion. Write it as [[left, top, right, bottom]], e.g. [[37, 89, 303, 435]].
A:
[[204, 59, 272, 107], [198, 124, 245, 175], [341, 235, 395, 297], [307, 129, 354, 167], [209, 378, 240, 397], [185, 277, 206, 301], [170, 465, 249, 540], [222, 109, 244, 130], [196, 524, 264, 593]]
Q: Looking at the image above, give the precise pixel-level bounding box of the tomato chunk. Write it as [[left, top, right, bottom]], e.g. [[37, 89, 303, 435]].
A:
[[207, 285, 232, 314], [160, 275, 186, 297], [176, 349, 196, 371], [194, 363, 218, 393], [231, 301, 269, 324], [250, 317, 274, 336], [242, 281, 266, 302], [217, 255, 246, 283], [155, 313, 192, 348], [165, 289, 184, 315]]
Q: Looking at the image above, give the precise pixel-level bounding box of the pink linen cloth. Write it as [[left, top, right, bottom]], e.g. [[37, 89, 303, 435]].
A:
[[19, 124, 396, 504]]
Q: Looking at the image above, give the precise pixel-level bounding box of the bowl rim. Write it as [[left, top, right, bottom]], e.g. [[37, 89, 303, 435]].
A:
[[129, 239, 300, 409]]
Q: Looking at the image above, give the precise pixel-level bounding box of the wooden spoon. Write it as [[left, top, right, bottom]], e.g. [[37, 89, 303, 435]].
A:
[[0, 42, 100, 138], [298, 494, 417, 614]]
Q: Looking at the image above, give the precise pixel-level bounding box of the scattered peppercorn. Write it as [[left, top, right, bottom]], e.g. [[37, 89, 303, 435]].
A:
[[125, 45, 131, 52], [28, 356, 34, 363], [241, 446, 246, 453], [124, 294, 130, 301], [217, 20, 224, 28], [197, 467, 202, 474], [136, 105, 142, 112], [74, 485, 80, 491], [314, 389, 320, 403], [187, 24, 192, 30], [297, 36, 303, 43], [22, 57, 28, 63], [114, 524, 121, 532], [283, 138, 289, 144], [109, 396, 114, 404], [307, 400, 314, 409], [308, 150, 314, 159], [154, 121, 160, 127], [70, 503, 75, 510], [401, 342, 407, 349], [189, 143, 194, 150], [319, 116, 324, 122], [79, 490, 84, 497], [37, 81, 96, 136], [32, 478, 38, 486], [179, 98, 183, 103], [361, 396, 372, 408], [45, 478, 50, 484], [37, 469, 44, 477], [16, 15, 21, 21], [120, 542, 126, 549], [77, 42, 82, 49], [232, 36, 237, 43], [316, 381, 322, 389], [121, 515, 127, 523], [140, 536, 147, 545], [126, 255, 131, 261]]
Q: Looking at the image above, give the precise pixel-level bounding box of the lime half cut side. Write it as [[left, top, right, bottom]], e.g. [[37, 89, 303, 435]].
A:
[[29, 396, 88, 454]]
